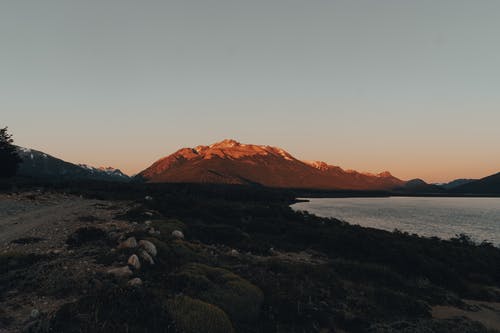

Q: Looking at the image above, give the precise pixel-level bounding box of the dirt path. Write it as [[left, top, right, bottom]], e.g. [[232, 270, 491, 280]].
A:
[[433, 300, 500, 331], [0, 192, 135, 255], [0, 192, 137, 332], [0, 195, 101, 245]]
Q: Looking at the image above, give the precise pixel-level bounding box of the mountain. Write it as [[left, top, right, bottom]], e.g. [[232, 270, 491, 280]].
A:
[[16, 147, 129, 181], [438, 178, 477, 190], [137, 139, 405, 190], [394, 178, 444, 193], [78, 164, 130, 180], [451, 172, 500, 194]]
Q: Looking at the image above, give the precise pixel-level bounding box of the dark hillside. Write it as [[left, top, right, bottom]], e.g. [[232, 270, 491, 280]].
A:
[[451, 172, 500, 194]]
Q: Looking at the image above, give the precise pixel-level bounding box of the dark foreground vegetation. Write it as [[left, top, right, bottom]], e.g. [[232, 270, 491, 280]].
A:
[[2, 180, 500, 332]]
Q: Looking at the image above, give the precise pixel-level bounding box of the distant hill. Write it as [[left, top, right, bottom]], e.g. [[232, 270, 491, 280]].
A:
[[438, 178, 477, 190], [394, 178, 444, 194], [451, 172, 500, 194], [16, 147, 129, 182], [137, 139, 405, 190]]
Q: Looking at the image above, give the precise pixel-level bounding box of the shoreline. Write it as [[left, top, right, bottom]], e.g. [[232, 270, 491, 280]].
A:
[[291, 196, 500, 247]]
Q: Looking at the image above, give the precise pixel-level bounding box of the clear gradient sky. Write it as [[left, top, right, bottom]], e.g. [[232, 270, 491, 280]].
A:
[[2, 1, 499, 183]]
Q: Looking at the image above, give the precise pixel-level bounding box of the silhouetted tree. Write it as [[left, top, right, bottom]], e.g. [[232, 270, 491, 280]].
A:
[[0, 127, 22, 178]]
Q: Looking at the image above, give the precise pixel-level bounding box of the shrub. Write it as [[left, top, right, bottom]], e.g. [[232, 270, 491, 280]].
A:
[[331, 259, 407, 289], [0, 252, 44, 273], [190, 223, 250, 246], [10, 237, 44, 245], [152, 219, 187, 240], [369, 287, 430, 319], [66, 227, 109, 247], [368, 317, 492, 333], [0, 252, 46, 297], [32, 287, 175, 333], [166, 296, 234, 333], [245, 260, 343, 330], [171, 263, 264, 324], [147, 238, 201, 268]]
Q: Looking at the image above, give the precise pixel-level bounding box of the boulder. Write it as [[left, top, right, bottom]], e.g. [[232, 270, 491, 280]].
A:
[[30, 309, 40, 319], [127, 254, 141, 270], [139, 249, 155, 265], [127, 277, 143, 287], [107, 266, 133, 278], [171, 230, 184, 240], [118, 237, 137, 249], [46, 249, 63, 255], [139, 240, 157, 257]]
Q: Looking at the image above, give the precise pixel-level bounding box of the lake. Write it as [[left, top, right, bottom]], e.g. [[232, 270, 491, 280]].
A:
[[291, 197, 500, 245]]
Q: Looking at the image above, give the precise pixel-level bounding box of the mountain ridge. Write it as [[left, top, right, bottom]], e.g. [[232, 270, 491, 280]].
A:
[[138, 139, 406, 190], [450, 172, 500, 194], [16, 147, 129, 181]]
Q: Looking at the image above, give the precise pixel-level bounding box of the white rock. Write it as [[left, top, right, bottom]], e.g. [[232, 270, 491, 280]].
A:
[[30, 309, 40, 319], [127, 254, 141, 270], [47, 249, 63, 255], [171, 230, 184, 239], [229, 249, 239, 256], [139, 249, 155, 265], [144, 196, 153, 201], [144, 220, 152, 226], [144, 212, 154, 217], [118, 237, 137, 249], [127, 277, 143, 287], [139, 240, 157, 257], [107, 266, 133, 278]]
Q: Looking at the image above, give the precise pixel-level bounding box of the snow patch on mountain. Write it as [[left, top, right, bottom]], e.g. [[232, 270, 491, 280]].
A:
[[16, 146, 129, 181], [78, 164, 128, 178]]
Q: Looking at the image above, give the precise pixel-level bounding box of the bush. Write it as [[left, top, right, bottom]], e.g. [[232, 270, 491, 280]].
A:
[[244, 260, 343, 331], [368, 317, 492, 333], [331, 259, 407, 290], [190, 223, 251, 246], [0, 252, 43, 273], [171, 263, 264, 324], [369, 287, 430, 319], [0, 252, 45, 297], [166, 296, 234, 333], [147, 238, 202, 268], [66, 227, 109, 247], [152, 219, 187, 240], [30, 287, 175, 333]]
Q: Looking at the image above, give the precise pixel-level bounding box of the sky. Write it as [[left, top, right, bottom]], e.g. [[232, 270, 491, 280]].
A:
[[1, 0, 499, 183]]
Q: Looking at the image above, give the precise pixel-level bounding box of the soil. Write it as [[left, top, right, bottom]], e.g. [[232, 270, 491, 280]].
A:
[[433, 300, 500, 331], [0, 192, 135, 332]]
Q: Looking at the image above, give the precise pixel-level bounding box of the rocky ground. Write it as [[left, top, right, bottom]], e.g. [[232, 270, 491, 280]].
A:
[[2, 189, 500, 332], [0, 192, 137, 332], [432, 300, 500, 332]]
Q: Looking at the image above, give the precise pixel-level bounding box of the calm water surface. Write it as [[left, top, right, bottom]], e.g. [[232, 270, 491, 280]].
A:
[[291, 197, 500, 245]]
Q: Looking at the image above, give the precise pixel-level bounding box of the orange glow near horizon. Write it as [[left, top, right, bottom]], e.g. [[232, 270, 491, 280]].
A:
[[19, 138, 498, 184]]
